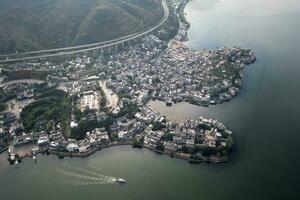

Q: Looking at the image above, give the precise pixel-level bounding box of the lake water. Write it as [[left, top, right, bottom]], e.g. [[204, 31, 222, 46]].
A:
[[1, 0, 300, 199]]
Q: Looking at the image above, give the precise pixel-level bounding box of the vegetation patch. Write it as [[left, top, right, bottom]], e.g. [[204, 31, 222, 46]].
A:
[[0, 103, 7, 112], [3, 70, 48, 81], [21, 89, 71, 137], [0, 0, 164, 54]]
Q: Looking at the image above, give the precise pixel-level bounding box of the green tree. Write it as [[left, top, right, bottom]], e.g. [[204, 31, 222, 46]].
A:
[[199, 146, 218, 157], [161, 132, 173, 141], [152, 121, 166, 131], [156, 141, 165, 151], [0, 103, 7, 112], [132, 138, 143, 148]]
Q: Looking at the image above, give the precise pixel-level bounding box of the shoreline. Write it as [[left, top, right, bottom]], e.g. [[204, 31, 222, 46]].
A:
[[2, 0, 235, 166], [157, 0, 256, 108], [45, 142, 228, 164]]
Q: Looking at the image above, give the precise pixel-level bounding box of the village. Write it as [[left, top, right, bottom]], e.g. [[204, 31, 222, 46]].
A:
[[0, 0, 256, 166]]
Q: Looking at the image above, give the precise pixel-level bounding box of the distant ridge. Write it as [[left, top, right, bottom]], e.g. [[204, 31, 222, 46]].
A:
[[0, 0, 163, 54]]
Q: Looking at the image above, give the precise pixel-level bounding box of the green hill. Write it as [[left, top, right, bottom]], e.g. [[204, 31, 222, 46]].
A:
[[0, 0, 163, 54]]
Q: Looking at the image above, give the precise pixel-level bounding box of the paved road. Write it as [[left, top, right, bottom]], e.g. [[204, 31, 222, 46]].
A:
[[0, 0, 169, 64]]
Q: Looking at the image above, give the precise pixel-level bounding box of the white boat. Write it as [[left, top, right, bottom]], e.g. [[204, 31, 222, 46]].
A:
[[33, 155, 37, 163], [115, 178, 127, 183], [14, 160, 19, 168]]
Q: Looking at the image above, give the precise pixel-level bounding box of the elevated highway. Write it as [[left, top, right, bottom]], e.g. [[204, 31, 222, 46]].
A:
[[0, 0, 169, 64]]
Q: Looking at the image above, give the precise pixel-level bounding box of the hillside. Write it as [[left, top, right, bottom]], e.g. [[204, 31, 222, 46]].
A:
[[0, 0, 164, 54]]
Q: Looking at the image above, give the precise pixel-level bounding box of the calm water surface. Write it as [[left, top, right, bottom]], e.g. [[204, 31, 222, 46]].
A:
[[1, 0, 300, 199]]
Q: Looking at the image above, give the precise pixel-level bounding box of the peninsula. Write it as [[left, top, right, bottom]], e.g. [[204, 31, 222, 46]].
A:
[[0, 0, 256, 165]]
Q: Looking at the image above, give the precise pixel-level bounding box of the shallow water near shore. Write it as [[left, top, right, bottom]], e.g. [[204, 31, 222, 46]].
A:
[[1, 0, 300, 199]]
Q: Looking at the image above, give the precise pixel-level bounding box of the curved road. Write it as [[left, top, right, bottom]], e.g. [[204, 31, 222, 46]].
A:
[[0, 0, 169, 64]]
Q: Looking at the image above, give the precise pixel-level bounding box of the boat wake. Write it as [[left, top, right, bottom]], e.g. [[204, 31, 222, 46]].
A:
[[54, 166, 117, 186]]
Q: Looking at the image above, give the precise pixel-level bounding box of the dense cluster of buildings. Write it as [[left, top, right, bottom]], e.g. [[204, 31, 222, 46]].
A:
[[143, 116, 232, 156], [96, 34, 255, 107], [0, 0, 256, 163], [0, 35, 246, 162], [11, 125, 110, 155]]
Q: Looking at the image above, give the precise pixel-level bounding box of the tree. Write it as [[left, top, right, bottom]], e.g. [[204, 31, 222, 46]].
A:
[[100, 96, 107, 107], [74, 108, 82, 121], [182, 145, 189, 153], [132, 138, 143, 148], [111, 74, 117, 80], [161, 132, 173, 141], [199, 146, 218, 157], [110, 133, 118, 141], [156, 141, 165, 151], [225, 135, 234, 151], [152, 121, 165, 131], [70, 119, 99, 140], [0, 103, 7, 112]]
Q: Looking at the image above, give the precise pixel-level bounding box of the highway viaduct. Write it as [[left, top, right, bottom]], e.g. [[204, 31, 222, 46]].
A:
[[0, 0, 169, 64]]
